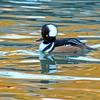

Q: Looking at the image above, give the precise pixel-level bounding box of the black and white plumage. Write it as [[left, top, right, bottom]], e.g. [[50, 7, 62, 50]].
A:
[[39, 24, 93, 53]]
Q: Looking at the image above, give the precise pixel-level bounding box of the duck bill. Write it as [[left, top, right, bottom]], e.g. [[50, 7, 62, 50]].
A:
[[36, 38, 43, 42]]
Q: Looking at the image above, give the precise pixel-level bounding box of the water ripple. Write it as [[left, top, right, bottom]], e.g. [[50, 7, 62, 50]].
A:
[[0, 34, 33, 39], [9, 0, 42, 4], [0, 42, 32, 47], [0, 71, 100, 81], [0, 51, 9, 56]]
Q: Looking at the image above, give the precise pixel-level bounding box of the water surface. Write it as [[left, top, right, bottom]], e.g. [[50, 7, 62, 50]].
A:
[[0, 0, 100, 100]]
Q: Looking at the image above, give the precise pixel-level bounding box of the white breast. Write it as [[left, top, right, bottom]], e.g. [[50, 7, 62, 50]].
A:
[[39, 42, 54, 53]]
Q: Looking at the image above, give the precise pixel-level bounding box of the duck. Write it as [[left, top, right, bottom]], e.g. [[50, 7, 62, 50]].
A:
[[38, 24, 95, 53]]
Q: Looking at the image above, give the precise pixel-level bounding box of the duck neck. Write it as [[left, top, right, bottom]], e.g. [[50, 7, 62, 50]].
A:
[[43, 37, 56, 44]]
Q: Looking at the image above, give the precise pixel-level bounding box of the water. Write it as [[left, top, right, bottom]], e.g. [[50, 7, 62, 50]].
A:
[[0, 0, 100, 100]]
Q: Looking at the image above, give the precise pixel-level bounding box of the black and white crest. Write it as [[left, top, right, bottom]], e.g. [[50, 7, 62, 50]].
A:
[[42, 24, 58, 38]]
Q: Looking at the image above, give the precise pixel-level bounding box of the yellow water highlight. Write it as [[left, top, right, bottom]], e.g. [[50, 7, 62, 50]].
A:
[[36, 80, 100, 99], [0, 79, 42, 100], [60, 24, 99, 31], [57, 64, 100, 77], [0, 20, 16, 27]]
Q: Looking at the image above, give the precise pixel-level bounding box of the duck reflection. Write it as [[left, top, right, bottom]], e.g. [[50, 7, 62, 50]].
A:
[[39, 52, 57, 74], [39, 50, 89, 74]]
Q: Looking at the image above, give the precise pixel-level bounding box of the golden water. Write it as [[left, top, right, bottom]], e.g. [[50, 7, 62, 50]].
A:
[[0, 0, 100, 100]]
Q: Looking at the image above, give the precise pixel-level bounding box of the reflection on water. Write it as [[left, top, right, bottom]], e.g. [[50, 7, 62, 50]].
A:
[[0, 0, 100, 100]]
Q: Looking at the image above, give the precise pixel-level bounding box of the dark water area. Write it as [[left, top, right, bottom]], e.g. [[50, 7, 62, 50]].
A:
[[0, 0, 100, 100]]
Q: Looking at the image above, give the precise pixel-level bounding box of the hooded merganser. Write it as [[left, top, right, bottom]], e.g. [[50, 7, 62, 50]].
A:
[[39, 24, 94, 53]]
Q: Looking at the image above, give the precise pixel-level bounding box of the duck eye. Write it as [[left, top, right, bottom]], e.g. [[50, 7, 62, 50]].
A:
[[46, 34, 48, 37]]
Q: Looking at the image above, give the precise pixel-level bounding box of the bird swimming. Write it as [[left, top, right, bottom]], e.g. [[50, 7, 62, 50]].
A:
[[38, 24, 95, 53]]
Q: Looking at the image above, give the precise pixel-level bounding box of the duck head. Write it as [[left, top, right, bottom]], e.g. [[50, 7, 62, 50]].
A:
[[41, 24, 58, 43]]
